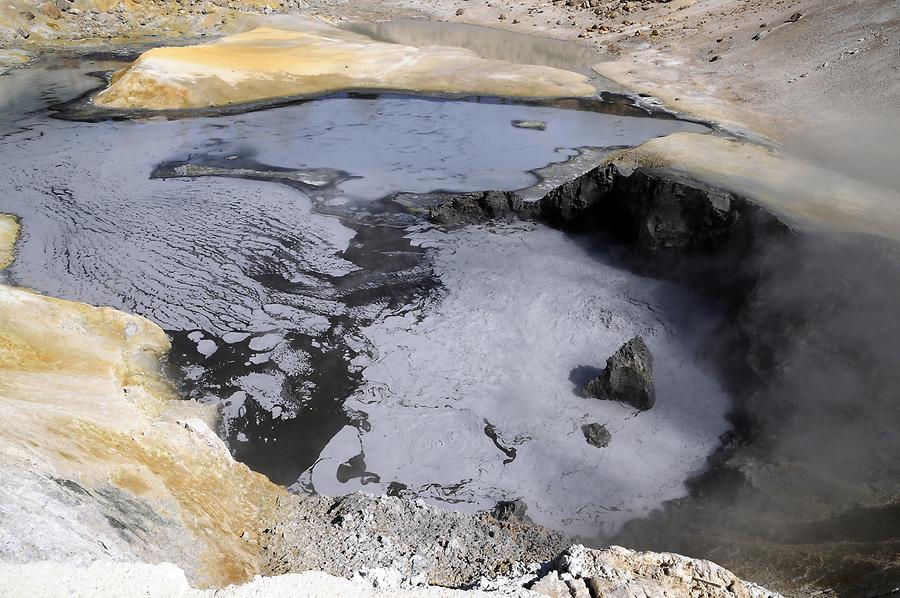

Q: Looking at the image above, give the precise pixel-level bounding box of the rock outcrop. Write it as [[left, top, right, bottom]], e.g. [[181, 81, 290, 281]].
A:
[[427, 136, 794, 277], [429, 191, 536, 227], [583, 337, 655, 411], [428, 133, 900, 252]]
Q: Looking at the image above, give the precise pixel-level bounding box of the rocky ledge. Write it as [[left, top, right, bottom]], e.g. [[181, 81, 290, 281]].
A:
[[430, 132, 900, 246]]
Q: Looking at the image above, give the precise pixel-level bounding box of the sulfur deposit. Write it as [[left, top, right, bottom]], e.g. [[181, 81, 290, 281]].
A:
[[0, 214, 18, 270], [94, 20, 596, 110], [0, 214, 285, 587]]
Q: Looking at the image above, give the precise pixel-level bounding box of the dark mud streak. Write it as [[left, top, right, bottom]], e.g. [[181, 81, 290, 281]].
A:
[[483, 421, 517, 465], [157, 161, 439, 487]]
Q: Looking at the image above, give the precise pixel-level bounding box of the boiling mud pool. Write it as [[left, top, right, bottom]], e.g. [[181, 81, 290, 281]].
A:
[[0, 57, 728, 537]]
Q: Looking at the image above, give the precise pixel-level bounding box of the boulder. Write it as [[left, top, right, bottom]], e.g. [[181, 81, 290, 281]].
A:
[[583, 336, 655, 410]]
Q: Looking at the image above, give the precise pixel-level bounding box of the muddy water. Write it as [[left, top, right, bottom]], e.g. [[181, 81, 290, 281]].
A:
[[0, 55, 727, 537]]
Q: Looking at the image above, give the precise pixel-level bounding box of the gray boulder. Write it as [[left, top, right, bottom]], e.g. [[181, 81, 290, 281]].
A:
[[583, 336, 655, 410]]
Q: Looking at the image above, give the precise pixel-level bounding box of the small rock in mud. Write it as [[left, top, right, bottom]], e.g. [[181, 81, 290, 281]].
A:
[[491, 498, 529, 521], [581, 423, 611, 448], [512, 119, 547, 131], [583, 336, 655, 411]]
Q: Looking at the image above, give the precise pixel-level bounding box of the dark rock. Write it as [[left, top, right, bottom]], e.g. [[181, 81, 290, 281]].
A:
[[385, 481, 410, 498], [583, 336, 655, 411], [491, 498, 528, 521], [582, 423, 612, 448], [428, 191, 536, 227]]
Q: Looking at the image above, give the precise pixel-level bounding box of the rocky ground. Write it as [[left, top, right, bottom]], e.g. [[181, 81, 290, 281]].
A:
[[0, 0, 307, 45], [263, 493, 571, 586], [0, 545, 780, 597]]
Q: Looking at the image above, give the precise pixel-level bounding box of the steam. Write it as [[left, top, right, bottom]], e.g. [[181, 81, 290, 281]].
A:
[[787, 118, 900, 194], [614, 217, 900, 593]]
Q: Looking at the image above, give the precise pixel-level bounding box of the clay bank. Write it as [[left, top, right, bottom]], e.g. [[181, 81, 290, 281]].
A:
[[0, 10, 898, 598]]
